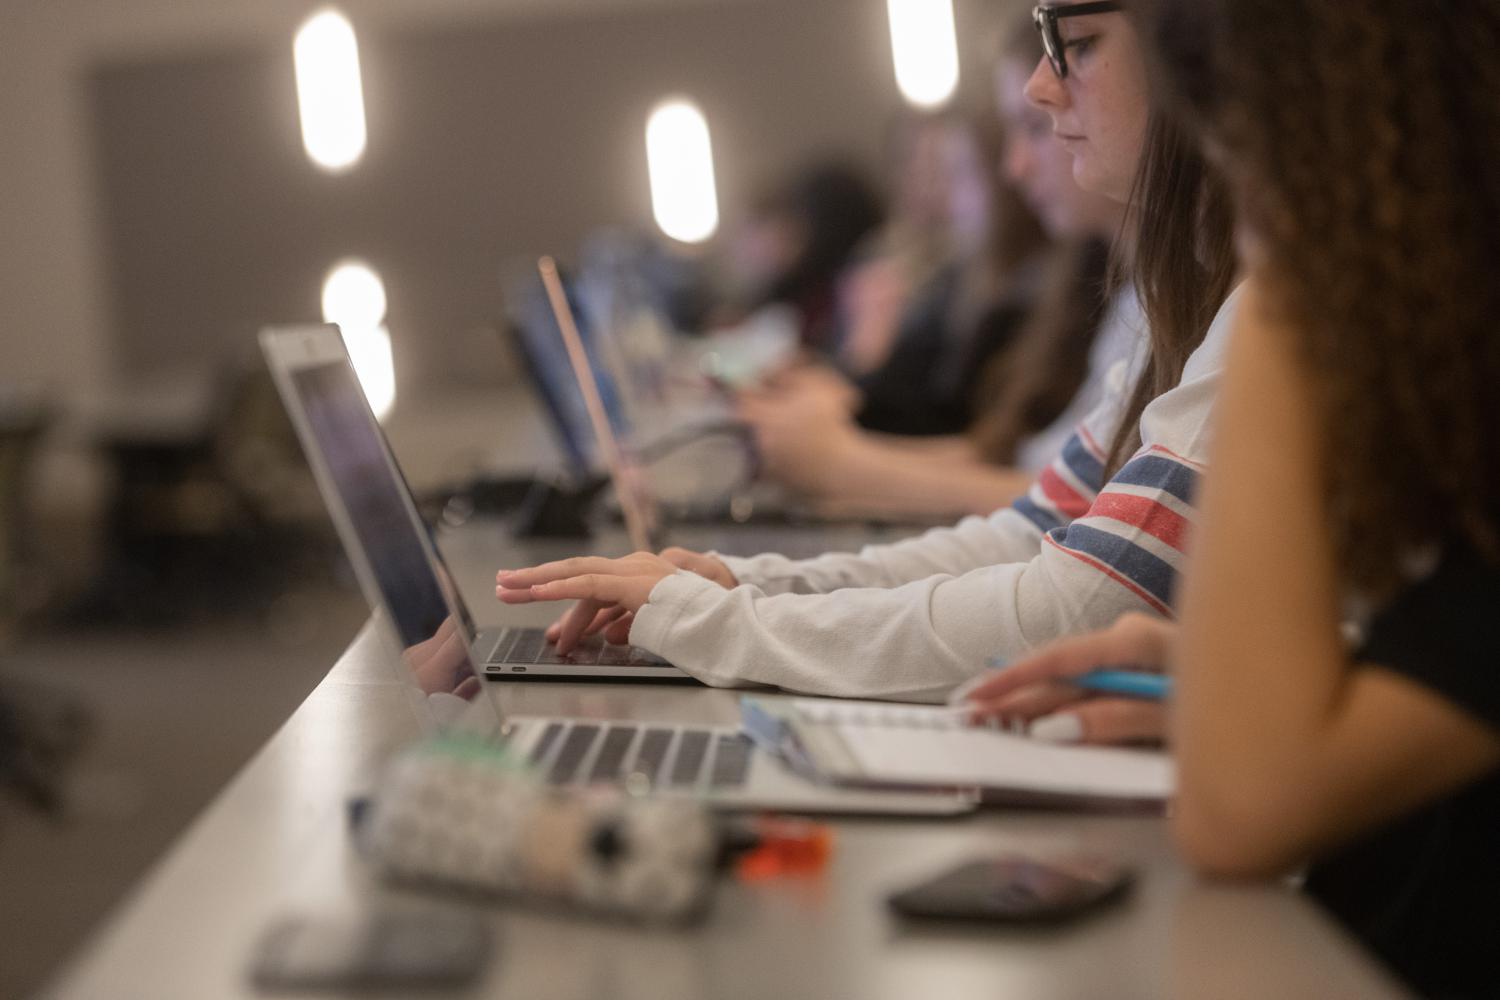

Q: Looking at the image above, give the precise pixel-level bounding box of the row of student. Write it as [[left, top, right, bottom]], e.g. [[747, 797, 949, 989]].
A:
[[722, 112, 1016, 435], [736, 7, 1137, 520], [501, 0, 1234, 701], [499, 0, 1500, 994], [719, 47, 1111, 453]]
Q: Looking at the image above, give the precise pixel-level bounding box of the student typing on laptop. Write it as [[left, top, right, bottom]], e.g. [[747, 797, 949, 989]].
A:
[[262, 322, 969, 813], [732, 10, 1138, 524], [498, 4, 1243, 702]]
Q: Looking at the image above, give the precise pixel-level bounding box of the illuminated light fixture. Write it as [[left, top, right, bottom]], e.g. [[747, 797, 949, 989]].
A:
[[293, 8, 367, 172], [886, 0, 960, 108], [321, 259, 396, 420], [645, 98, 720, 244]]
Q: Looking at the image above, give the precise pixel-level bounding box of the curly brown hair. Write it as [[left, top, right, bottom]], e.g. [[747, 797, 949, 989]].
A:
[[1137, 0, 1500, 593]]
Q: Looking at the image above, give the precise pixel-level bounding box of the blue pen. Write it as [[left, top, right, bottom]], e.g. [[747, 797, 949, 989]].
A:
[[976, 657, 1173, 703], [1073, 669, 1172, 701]]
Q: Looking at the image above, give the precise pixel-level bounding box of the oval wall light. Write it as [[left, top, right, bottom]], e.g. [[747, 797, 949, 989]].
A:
[[294, 8, 368, 172], [645, 98, 720, 244], [887, 0, 960, 109]]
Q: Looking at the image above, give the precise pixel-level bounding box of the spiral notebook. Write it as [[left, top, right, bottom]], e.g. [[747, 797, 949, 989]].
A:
[[743, 698, 1174, 806]]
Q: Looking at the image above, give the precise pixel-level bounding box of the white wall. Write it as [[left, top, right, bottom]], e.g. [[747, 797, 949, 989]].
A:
[[1, 0, 996, 540], [0, 0, 763, 541], [0, 0, 749, 402]]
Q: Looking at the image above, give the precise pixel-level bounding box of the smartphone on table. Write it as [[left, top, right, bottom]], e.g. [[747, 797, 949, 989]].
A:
[[248, 907, 490, 992], [887, 854, 1134, 923]]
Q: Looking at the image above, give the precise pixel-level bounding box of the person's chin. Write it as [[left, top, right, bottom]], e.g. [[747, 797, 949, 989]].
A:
[[1071, 159, 1115, 202], [1070, 158, 1096, 190]]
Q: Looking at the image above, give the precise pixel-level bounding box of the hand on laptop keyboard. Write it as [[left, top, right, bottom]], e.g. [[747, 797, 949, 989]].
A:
[[497, 552, 690, 653], [505, 548, 737, 654]]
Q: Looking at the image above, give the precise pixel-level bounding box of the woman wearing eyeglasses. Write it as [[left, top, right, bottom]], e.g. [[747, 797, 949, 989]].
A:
[[1025, 2, 1139, 203], [727, 7, 1137, 523], [963, 0, 1500, 992], [494, 1, 1242, 703]]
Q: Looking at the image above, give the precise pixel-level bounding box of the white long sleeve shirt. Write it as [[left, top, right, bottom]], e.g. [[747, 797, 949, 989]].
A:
[[629, 286, 1243, 701]]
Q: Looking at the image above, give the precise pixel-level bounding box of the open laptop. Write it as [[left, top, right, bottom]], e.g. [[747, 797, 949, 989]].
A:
[[516, 260, 959, 540], [503, 263, 657, 490], [532, 258, 890, 555], [503, 260, 750, 530], [263, 323, 684, 682], [260, 323, 971, 814], [537, 256, 662, 551]]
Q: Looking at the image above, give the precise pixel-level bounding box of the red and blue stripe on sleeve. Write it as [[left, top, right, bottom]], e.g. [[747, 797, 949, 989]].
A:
[[1040, 444, 1201, 614], [1010, 426, 1108, 535]]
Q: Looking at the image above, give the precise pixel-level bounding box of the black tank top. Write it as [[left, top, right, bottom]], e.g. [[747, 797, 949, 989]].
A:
[[1304, 545, 1500, 999]]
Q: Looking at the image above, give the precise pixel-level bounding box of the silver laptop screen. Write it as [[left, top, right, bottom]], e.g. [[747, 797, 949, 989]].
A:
[[290, 360, 485, 702]]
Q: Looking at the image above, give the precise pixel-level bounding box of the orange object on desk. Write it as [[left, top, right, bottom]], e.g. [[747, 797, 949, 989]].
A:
[[735, 816, 834, 880]]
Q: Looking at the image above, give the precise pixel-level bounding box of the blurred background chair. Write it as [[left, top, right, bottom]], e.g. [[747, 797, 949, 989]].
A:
[[82, 363, 334, 628], [0, 388, 52, 642]]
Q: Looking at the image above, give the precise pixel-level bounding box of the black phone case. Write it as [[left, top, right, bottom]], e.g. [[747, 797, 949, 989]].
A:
[[887, 856, 1134, 923], [249, 910, 489, 991]]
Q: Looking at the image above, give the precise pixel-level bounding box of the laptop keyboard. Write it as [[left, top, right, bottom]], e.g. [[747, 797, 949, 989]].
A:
[[527, 720, 753, 791], [491, 627, 669, 668]]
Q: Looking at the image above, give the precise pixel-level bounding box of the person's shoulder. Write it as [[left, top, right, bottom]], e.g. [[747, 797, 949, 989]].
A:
[[1132, 282, 1247, 459], [1090, 285, 1149, 382], [1179, 281, 1247, 384]]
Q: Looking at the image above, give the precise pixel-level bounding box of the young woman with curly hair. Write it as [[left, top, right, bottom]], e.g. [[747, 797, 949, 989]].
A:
[[494, 1, 1241, 702], [963, 0, 1500, 991]]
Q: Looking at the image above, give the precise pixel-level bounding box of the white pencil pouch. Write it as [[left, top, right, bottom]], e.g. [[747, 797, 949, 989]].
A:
[[355, 736, 722, 923]]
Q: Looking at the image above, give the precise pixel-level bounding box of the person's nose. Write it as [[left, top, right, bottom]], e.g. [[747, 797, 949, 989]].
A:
[[1024, 55, 1068, 114]]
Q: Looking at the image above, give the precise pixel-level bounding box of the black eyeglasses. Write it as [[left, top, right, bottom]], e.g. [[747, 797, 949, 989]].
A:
[[1032, 2, 1123, 79]]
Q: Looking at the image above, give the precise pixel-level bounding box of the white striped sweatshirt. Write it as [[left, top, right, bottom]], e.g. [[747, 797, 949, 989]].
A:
[[628, 285, 1243, 701]]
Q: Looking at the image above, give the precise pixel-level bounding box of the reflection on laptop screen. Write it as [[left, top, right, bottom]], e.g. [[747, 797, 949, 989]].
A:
[[292, 361, 473, 650]]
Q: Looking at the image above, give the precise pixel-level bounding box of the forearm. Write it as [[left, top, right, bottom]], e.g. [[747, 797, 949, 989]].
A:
[[636, 534, 1168, 700], [1172, 496, 1350, 876], [813, 435, 1030, 519], [863, 433, 975, 460], [1170, 288, 1352, 871], [1174, 660, 1500, 877], [1171, 287, 1500, 875], [717, 507, 1045, 596], [630, 573, 997, 701]]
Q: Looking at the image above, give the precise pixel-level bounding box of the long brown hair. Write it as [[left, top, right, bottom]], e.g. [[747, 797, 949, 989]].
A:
[[1103, 107, 1237, 478], [1140, 0, 1500, 593], [969, 237, 1112, 462], [992, 0, 1237, 477]]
